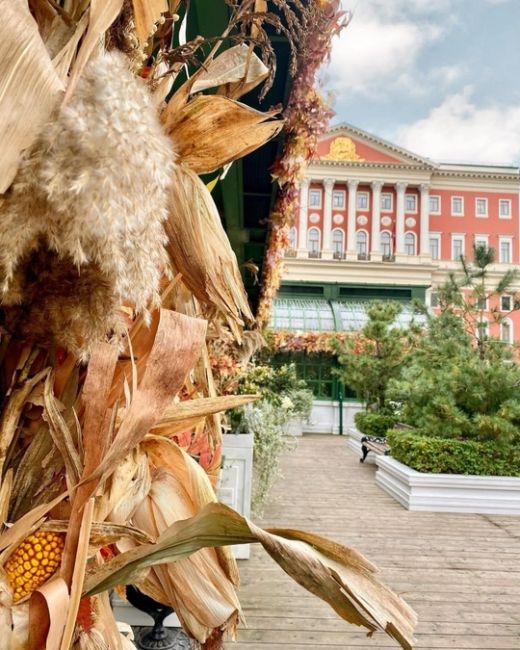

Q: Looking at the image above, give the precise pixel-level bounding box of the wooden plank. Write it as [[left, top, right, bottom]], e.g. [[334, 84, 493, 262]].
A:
[[229, 435, 520, 649]]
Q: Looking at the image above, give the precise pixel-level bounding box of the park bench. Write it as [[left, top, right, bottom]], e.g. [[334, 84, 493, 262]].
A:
[[360, 435, 390, 463]]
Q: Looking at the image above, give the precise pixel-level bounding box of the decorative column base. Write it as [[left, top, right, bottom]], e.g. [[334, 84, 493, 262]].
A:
[[321, 249, 333, 260], [369, 252, 383, 263], [346, 251, 358, 262]]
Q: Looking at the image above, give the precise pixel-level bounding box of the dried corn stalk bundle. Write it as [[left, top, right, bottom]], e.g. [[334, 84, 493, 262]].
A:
[[0, 1, 418, 649]]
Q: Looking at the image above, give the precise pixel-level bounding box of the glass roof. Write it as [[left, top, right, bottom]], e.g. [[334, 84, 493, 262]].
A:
[[271, 299, 335, 332], [270, 298, 425, 332]]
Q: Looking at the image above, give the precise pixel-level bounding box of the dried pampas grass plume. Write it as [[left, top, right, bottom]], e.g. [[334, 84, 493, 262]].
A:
[[0, 49, 175, 343]]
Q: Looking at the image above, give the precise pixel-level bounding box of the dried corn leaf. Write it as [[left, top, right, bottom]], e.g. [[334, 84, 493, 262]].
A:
[[132, 0, 168, 46], [63, 0, 124, 103], [151, 394, 258, 436], [191, 44, 268, 99], [84, 503, 417, 650], [43, 520, 154, 546], [165, 166, 253, 337], [29, 577, 70, 650], [84, 310, 207, 487], [163, 95, 283, 174], [0, 1, 64, 192]]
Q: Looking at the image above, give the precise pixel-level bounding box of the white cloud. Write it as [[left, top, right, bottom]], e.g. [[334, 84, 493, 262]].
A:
[[325, 1, 453, 99], [396, 86, 520, 164]]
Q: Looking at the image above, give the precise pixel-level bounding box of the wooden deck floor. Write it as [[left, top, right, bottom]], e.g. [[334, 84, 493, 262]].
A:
[[230, 435, 520, 650]]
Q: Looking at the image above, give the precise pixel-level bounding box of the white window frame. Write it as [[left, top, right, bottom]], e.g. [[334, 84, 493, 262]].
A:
[[331, 228, 345, 254], [499, 236, 513, 264], [429, 195, 441, 215], [451, 196, 464, 216], [501, 318, 513, 344], [381, 192, 393, 212], [307, 227, 321, 253], [501, 295, 512, 312], [475, 197, 488, 218], [451, 234, 465, 260], [308, 188, 322, 208], [499, 198, 512, 219], [332, 190, 346, 209], [380, 230, 392, 257], [356, 191, 369, 211], [404, 231, 416, 256], [405, 193, 418, 213], [356, 229, 369, 256], [429, 233, 441, 260], [474, 234, 489, 250]]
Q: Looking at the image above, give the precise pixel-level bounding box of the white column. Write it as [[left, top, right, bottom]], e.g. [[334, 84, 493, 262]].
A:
[[370, 181, 384, 256], [297, 178, 310, 250], [420, 183, 430, 256], [322, 178, 334, 255], [347, 180, 359, 255], [395, 182, 407, 255]]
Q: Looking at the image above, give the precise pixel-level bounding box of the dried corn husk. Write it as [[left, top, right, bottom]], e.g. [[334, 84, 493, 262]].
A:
[[163, 94, 282, 174], [131, 0, 168, 46], [0, 50, 175, 356], [191, 44, 269, 99], [0, 0, 64, 192], [166, 165, 253, 338], [85, 503, 417, 650]]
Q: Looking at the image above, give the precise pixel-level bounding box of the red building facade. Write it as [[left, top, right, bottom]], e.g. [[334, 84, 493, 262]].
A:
[[283, 124, 520, 341]]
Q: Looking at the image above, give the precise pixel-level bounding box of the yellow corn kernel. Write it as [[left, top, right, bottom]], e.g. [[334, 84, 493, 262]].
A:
[[5, 531, 65, 602]]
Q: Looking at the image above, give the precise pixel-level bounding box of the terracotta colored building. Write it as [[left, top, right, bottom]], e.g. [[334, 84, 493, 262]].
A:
[[276, 123, 520, 343], [269, 124, 520, 432]]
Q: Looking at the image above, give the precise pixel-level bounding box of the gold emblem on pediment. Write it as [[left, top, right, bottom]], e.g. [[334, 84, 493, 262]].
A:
[[321, 136, 364, 162]]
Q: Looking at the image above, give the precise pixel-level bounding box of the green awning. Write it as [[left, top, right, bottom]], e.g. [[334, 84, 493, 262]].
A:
[[270, 298, 424, 333]]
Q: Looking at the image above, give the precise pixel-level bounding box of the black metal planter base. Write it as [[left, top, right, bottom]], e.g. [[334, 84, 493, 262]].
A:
[[135, 626, 192, 650]]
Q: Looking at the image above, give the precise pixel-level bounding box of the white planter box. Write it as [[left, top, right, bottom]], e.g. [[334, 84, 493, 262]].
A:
[[303, 400, 362, 435], [286, 418, 304, 436], [218, 432, 254, 559], [345, 426, 376, 464], [376, 455, 520, 515]]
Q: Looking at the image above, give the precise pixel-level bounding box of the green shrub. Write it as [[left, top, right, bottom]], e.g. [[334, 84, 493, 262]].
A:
[[287, 388, 314, 420], [355, 411, 397, 438], [387, 429, 520, 477]]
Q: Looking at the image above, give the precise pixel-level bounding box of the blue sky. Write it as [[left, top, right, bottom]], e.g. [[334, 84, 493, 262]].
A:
[[322, 0, 520, 165]]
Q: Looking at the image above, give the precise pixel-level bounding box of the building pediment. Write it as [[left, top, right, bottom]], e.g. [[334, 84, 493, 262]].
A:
[[315, 123, 436, 168]]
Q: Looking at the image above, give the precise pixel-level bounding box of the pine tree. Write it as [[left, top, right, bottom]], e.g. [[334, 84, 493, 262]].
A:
[[333, 301, 408, 412]]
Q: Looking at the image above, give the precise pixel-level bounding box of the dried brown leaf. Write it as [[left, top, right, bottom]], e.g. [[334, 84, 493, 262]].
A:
[[132, 0, 168, 46], [0, 1, 64, 192], [163, 94, 283, 174]]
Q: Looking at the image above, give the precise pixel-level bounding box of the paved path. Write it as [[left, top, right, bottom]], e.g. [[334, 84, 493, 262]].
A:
[[230, 435, 520, 650]]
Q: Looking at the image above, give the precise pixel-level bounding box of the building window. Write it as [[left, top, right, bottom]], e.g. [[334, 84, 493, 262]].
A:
[[356, 230, 368, 256], [357, 192, 369, 210], [474, 236, 488, 251], [499, 199, 512, 218], [381, 193, 392, 211], [405, 194, 417, 212], [332, 229, 344, 255], [430, 292, 439, 308], [475, 198, 488, 217], [501, 319, 513, 344], [332, 191, 345, 208], [476, 295, 487, 310], [404, 232, 416, 256], [452, 235, 464, 260], [499, 237, 512, 263], [307, 227, 320, 253], [288, 227, 297, 250], [429, 235, 440, 260], [501, 296, 512, 312], [309, 189, 321, 207], [429, 195, 440, 214], [451, 196, 464, 215], [381, 231, 392, 257]]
